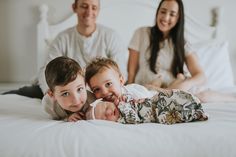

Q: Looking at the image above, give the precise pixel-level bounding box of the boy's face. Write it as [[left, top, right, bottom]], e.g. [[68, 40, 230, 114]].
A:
[[89, 68, 125, 102], [49, 74, 87, 112], [94, 101, 120, 121], [73, 0, 100, 28]]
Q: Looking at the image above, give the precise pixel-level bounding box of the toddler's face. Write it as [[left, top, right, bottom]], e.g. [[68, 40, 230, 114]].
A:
[[50, 74, 87, 112], [89, 68, 124, 102], [93, 101, 120, 121]]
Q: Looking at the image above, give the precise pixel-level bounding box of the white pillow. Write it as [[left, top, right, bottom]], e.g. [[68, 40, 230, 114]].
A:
[[192, 41, 235, 90]]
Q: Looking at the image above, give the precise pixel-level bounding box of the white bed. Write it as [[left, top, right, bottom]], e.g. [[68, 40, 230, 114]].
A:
[[1, 0, 236, 157], [1, 94, 236, 157]]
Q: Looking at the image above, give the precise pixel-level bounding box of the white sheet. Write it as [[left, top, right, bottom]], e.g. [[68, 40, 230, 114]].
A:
[[0, 94, 236, 157]]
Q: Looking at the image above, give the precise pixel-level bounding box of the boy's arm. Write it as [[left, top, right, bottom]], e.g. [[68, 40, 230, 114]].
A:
[[42, 94, 69, 121], [108, 31, 128, 80]]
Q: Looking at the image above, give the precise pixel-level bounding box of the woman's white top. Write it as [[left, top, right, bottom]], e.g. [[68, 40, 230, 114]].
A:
[[128, 27, 193, 87]]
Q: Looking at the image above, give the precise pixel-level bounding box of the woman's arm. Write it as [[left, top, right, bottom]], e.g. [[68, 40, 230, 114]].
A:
[[185, 53, 207, 86], [168, 53, 207, 91], [127, 49, 140, 84]]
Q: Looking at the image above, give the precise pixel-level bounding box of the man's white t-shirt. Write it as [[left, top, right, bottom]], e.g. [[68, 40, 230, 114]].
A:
[[39, 24, 128, 93]]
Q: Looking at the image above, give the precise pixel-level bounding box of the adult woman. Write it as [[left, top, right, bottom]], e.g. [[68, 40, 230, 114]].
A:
[[127, 0, 236, 102], [128, 0, 205, 92]]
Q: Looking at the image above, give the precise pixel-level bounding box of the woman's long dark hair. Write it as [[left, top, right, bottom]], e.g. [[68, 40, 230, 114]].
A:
[[149, 0, 185, 77]]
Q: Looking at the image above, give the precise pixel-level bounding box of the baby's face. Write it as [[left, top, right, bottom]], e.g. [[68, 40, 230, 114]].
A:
[[94, 101, 120, 121]]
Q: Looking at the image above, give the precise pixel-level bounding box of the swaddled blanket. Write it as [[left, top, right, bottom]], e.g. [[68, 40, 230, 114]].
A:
[[118, 89, 208, 124]]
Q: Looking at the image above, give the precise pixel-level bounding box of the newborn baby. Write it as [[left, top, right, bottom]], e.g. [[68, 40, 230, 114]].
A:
[[86, 89, 208, 125]]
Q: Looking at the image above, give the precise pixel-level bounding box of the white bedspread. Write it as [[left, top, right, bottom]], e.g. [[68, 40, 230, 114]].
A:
[[0, 94, 236, 157]]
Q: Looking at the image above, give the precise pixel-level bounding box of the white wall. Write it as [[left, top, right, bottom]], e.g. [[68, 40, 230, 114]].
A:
[[0, 0, 73, 82], [184, 0, 236, 83], [0, 0, 235, 83]]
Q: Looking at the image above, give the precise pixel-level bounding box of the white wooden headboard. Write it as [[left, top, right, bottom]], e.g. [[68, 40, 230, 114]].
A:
[[37, 0, 223, 71]]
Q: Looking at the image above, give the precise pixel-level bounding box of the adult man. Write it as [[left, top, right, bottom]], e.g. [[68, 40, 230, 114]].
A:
[[3, 0, 127, 99]]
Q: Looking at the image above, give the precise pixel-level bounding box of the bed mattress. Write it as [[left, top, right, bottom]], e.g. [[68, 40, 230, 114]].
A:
[[0, 94, 236, 157]]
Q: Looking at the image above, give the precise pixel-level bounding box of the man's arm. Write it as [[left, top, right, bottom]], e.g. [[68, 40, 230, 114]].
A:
[[107, 31, 128, 80], [38, 36, 66, 94]]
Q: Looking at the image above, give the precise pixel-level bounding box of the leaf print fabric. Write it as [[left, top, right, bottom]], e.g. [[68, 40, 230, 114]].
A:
[[117, 89, 208, 124]]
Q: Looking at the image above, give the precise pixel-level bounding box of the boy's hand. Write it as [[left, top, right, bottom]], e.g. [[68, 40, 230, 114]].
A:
[[113, 95, 127, 106], [68, 112, 84, 122]]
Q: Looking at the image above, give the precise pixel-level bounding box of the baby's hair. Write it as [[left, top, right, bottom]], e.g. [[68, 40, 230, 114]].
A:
[[45, 56, 84, 91], [85, 57, 122, 85]]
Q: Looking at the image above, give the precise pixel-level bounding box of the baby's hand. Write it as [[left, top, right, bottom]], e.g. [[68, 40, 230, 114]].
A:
[[68, 112, 84, 122], [113, 94, 135, 106]]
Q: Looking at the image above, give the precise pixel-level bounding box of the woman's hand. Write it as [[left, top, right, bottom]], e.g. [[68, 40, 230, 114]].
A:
[[145, 75, 162, 88], [167, 73, 192, 91]]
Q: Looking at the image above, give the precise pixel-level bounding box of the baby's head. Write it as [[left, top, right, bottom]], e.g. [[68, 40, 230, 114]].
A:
[[45, 56, 87, 113], [86, 99, 120, 121], [85, 57, 125, 102]]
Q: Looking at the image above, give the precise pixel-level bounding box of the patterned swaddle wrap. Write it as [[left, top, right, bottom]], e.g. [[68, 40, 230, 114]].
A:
[[117, 89, 208, 124]]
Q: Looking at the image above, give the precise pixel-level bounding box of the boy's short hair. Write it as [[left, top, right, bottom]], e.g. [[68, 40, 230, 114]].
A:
[[45, 56, 84, 91], [85, 57, 122, 85]]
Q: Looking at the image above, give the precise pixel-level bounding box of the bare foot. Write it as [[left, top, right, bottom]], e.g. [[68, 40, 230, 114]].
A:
[[149, 75, 163, 87], [196, 90, 236, 103], [144, 84, 167, 93], [145, 84, 160, 91]]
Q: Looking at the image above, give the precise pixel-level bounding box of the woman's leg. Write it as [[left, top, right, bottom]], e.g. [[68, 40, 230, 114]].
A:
[[196, 90, 236, 103]]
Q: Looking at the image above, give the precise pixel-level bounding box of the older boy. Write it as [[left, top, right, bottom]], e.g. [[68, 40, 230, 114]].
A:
[[42, 56, 95, 121]]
